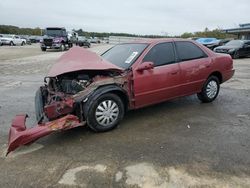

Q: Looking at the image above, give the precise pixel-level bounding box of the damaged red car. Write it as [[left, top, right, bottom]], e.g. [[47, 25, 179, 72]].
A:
[[7, 39, 235, 154]]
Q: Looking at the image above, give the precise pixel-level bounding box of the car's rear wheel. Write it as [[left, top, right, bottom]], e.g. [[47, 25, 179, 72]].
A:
[[21, 41, 25, 46], [10, 41, 14, 46], [41, 47, 46, 51], [197, 76, 220, 103], [86, 93, 125, 132]]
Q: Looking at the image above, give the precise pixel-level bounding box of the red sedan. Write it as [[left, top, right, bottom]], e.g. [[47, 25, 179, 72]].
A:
[[7, 39, 234, 154]]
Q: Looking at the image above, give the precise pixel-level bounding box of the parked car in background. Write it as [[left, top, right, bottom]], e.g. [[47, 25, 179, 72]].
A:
[[21, 36, 31, 45], [214, 40, 250, 59], [196, 38, 221, 50], [40, 27, 73, 51], [0, 34, 3, 46], [219, 39, 232, 46], [29, 35, 42, 43], [90, 37, 101, 43], [0, 35, 26, 46], [76, 36, 91, 48]]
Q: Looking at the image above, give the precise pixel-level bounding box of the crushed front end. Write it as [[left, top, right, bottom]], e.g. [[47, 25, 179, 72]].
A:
[[7, 47, 127, 155]]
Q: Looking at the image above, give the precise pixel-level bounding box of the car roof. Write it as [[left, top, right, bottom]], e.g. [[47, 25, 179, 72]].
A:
[[123, 38, 194, 45], [230, 39, 250, 43]]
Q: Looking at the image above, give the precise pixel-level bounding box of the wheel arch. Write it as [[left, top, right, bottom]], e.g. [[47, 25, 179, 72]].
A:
[[82, 84, 129, 119], [208, 71, 222, 84]]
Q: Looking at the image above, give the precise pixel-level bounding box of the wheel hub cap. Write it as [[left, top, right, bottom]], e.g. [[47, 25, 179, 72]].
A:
[[206, 80, 218, 99], [95, 100, 119, 126]]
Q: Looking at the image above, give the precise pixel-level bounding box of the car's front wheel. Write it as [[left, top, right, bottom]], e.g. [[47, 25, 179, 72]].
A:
[[197, 76, 220, 103], [86, 93, 125, 132], [233, 51, 240, 59]]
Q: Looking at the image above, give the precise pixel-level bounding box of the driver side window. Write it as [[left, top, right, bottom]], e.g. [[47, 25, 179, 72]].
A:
[[143, 42, 175, 66]]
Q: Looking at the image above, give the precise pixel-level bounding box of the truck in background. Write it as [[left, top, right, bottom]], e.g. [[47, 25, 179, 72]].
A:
[[40, 27, 77, 51]]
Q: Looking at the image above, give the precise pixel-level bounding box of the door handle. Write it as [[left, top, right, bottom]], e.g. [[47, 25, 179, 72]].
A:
[[205, 64, 211, 68]]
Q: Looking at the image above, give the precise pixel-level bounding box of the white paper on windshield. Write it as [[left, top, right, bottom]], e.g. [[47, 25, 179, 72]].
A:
[[125, 52, 138, 64]]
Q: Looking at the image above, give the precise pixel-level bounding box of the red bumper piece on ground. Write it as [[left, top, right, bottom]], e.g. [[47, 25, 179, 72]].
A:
[[7, 114, 83, 156]]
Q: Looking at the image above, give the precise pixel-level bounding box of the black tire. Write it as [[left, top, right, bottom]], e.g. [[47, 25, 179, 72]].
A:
[[10, 41, 14, 46], [41, 47, 46, 51], [86, 93, 125, 132], [233, 51, 240, 59], [21, 41, 25, 46], [35, 87, 45, 123], [197, 76, 220, 103]]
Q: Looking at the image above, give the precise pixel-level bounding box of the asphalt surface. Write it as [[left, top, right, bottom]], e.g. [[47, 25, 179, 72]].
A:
[[0, 44, 250, 188]]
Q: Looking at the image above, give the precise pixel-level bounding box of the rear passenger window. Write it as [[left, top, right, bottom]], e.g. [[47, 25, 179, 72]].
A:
[[143, 42, 175, 66], [175, 41, 207, 61]]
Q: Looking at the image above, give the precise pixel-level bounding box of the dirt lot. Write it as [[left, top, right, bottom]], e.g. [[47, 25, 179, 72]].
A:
[[0, 44, 250, 188]]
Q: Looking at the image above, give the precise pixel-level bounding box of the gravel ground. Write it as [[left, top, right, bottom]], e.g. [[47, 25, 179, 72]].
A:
[[0, 44, 249, 188]]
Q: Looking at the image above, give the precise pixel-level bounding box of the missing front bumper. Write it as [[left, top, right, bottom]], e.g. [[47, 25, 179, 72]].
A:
[[7, 114, 85, 156]]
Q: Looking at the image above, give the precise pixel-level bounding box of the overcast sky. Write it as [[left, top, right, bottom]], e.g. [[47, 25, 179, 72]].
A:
[[0, 0, 249, 35]]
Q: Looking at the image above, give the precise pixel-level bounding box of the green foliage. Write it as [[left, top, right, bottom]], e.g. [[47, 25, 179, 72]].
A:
[[180, 32, 194, 38], [0, 25, 42, 35], [74, 29, 166, 39], [181, 28, 236, 39]]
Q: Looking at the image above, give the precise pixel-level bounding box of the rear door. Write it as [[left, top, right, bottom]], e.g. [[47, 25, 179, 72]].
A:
[[175, 41, 211, 95], [133, 42, 182, 108]]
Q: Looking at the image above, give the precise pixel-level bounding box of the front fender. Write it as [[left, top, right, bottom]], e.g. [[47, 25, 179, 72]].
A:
[[82, 84, 128, 118]]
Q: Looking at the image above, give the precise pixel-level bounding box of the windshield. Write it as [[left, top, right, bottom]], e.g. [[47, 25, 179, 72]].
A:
[[101, 43, 148, 69], [225, 40, 244, 47], [45, 29, 64, 37]]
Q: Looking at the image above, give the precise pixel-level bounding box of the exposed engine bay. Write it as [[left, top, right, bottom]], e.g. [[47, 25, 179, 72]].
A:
[[49, 70, 118, 93], [36, 70, 122, 122]]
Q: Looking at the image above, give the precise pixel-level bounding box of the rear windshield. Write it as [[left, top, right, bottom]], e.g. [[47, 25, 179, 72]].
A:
[[225, 40, 244, 47], [102, 43, 148, 69]]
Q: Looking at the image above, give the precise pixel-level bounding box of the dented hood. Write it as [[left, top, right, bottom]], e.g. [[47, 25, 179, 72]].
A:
[[48, 47, 123, 77]]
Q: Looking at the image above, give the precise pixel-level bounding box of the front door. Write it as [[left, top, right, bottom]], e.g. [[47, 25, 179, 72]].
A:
[[133, 42, 181, 108]]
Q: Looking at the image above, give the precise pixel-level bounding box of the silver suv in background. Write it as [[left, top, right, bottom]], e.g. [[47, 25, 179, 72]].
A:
[[0, 34, 26, 46]]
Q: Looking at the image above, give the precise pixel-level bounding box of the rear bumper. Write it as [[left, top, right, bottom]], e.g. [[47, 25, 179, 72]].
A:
[[223, 69, 235, 82]]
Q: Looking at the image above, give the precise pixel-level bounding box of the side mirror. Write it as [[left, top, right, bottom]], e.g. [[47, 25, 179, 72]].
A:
[[136, 62, 154, 72]]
